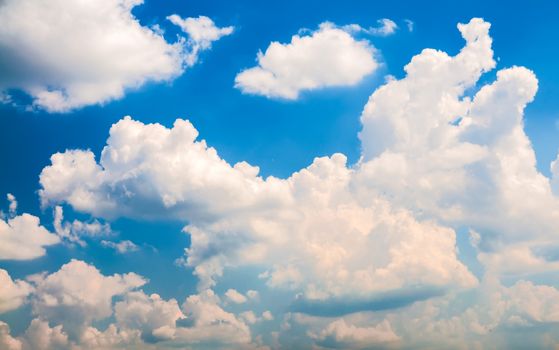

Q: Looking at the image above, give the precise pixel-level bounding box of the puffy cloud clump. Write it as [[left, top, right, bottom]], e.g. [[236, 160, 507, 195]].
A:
[[0, 0, 232, 112], [0, 194, 60, 260], [235, 22, 378, 99]]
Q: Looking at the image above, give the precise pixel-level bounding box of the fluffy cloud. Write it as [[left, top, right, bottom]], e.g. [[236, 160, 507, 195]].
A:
[[0, 269, 33, 313], [0, 261, 265, 350], [115, 291, 184, 341], [0, 195, 60, 260], [39, 116, 476, 301], [174, 289, 253, 347], [22, 319, 69, 350], [167, 15, 234, 66], [225, 289, 248, 304], [356, 17, 559, 274], [234, 22, 378, 99], [35, 17, 559, 348], [0, 322, 22, 350], [0, 0, 232, 112], [310, 319, 399, 349], [30, 259, 146, 339]]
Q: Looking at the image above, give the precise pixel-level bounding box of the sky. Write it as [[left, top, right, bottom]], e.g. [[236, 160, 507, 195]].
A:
[[1, 0, 559, 349]]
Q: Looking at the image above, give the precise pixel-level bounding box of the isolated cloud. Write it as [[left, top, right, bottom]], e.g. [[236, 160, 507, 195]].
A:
[[225, 289, 248, 304], [0, 269, 33, 313], [167, 15, 234, 66], [0, 0, 232, 112], [344, 18, 398, 37], [235, 22, 378, 99], [0, 195, 60, 260], [101, 240, 139, 254]]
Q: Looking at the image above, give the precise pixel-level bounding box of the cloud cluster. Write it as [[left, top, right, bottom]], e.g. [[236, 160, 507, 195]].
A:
[[10, 17, 559, 349], [0, 261, 265, 350], [235, 22, 378, 99], [39, 117, 476, 300], [0, 0, 232, 112]]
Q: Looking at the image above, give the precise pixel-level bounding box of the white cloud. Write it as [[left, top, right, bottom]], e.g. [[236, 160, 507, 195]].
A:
[[39, 116, 476, 300], [235, 22, 378, 99], [0, 322, 22, 350], [225, 289, 248, 304], [167, 15, 234, 66], [22, 319, 69, 350], [404, 19, 414, 32], [344, 18, 398, 37], [311, 319, 399, 349], [101, 240, 139, 254], [0, 269, 33, 313], [174, 289, 254, 347], [30, 259, 146, 339], [0, 201, 60, 260], [262, 310, 274, 321], [356, 17, 559, 275], [0, 0, 231, 112], [115, 291, 185, 341], [34, 17, 559, 348], [6, 193, 17, 216], [54, 206, 112, 247]]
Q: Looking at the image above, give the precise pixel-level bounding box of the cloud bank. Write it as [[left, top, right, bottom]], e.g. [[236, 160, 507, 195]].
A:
[[3, 17, 559, 349]]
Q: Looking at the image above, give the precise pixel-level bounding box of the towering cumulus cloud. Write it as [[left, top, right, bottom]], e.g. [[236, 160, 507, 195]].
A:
[[0, 0, 232, 112], [35, 18, 559, 348]]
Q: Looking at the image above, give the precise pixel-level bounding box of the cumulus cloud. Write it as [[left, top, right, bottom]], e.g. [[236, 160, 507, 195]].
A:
[[0, 0, 232, 112], [30, 259, 146, 339], [39, 117, 476, 301], [356, 17, 559, 274], [0, 260, 261, 350], [0, 322, 22, 350], [174, 289, 253, 346], [22, 319, 69, 350], [234, 22, 378, 99], [0, 269, 33, 313], [0, 195, 60, 260], [115, 291, 185, 342], [35, 17, 559, 348]]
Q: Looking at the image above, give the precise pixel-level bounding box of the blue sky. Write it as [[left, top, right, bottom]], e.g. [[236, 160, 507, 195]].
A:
[[1, 1, 559, 349]]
